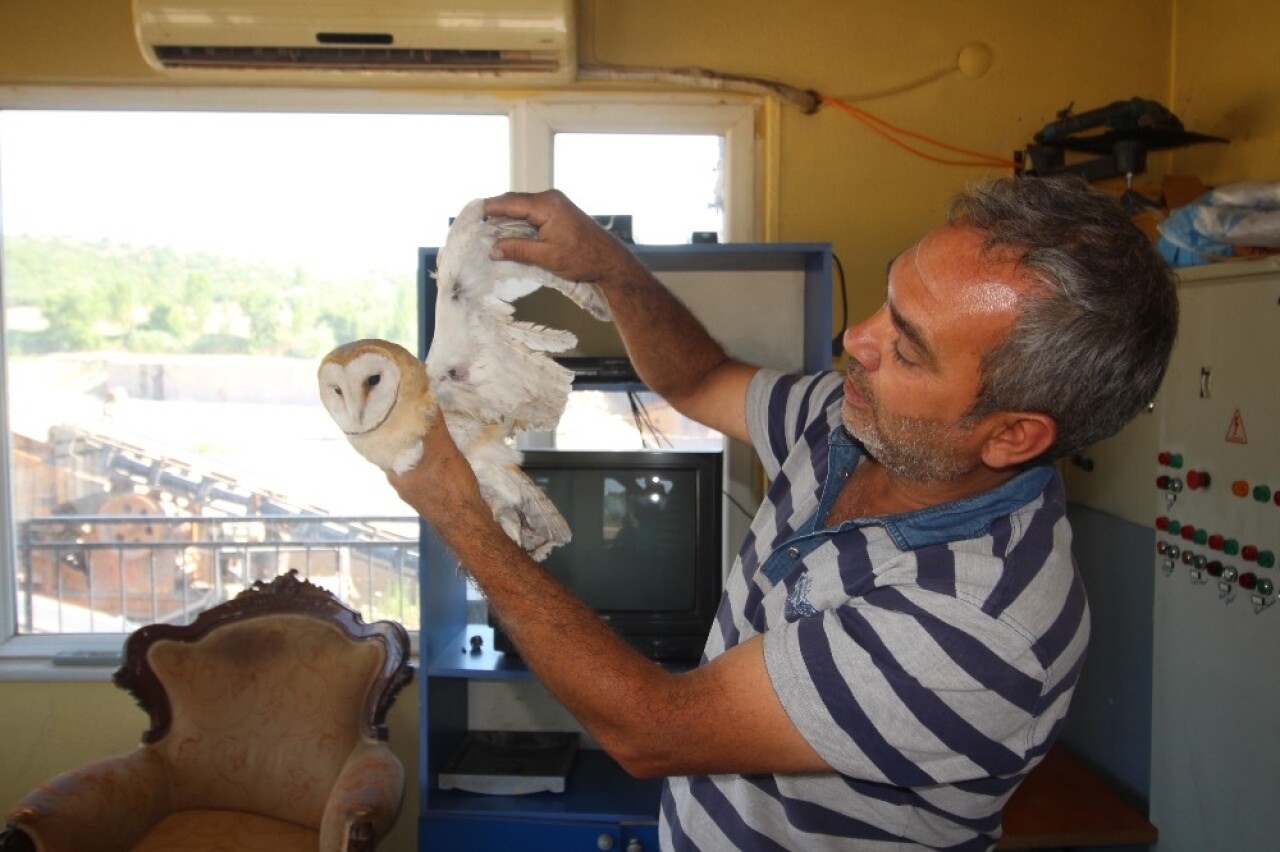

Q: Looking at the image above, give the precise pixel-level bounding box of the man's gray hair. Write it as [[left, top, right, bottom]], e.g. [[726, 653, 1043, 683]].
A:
[[951, 175, 1179, 461]]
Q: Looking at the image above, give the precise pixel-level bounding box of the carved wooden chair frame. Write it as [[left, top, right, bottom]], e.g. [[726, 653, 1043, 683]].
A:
[[114, 569, 415, 744]]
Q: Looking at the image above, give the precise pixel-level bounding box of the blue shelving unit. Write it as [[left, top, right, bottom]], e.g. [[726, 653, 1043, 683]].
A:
[[416, 242, 832, 850]]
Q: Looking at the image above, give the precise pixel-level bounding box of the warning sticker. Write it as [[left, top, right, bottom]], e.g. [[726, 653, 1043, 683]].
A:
[[1225, 409, 1248, 445]]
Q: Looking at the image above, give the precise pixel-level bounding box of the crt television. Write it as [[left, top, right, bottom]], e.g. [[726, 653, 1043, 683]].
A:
[[491, 449, 724, 664]]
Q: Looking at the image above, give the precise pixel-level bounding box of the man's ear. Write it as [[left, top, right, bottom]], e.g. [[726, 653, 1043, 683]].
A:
[[979, 412, 1057, 469]]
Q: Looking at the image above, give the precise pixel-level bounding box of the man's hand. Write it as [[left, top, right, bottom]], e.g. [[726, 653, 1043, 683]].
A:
[[484, 190, 637, 286], [385, 410, 487, 538]]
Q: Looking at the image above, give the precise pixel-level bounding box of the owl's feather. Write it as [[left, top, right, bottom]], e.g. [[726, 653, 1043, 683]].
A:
[[318, 198, 611, 561]]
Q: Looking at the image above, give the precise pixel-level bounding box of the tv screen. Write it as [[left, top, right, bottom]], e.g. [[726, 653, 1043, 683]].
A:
[[492, 450, 723, 663]]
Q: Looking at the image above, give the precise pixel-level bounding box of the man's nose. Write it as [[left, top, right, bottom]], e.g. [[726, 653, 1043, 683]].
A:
[[842, 312, 884, 371]]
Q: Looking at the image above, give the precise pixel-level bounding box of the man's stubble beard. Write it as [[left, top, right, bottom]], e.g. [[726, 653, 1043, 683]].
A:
[[841, 363, 978, 484]]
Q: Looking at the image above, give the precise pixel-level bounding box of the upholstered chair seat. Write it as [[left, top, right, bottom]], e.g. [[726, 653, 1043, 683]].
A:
[[2, 571, 414, 852]]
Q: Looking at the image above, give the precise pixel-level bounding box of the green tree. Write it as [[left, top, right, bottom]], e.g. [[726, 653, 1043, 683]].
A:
[[40, 287, 103, 351], [238, 289, 283, 353]]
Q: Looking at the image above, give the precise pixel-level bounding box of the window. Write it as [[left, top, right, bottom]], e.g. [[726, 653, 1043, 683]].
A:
[[0, 90, 756, 654]]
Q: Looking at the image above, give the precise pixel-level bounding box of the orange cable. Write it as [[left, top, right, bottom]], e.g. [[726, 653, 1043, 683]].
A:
[[817, 93, 1019, 169]]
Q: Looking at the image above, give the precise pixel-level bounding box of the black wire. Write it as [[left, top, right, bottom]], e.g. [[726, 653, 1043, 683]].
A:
[[627, 391, 672, 449], [830, 252, 848, 356]]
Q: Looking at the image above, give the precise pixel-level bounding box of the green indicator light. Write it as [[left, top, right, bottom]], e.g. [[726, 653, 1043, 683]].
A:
[[1254, 485, 1273, 503], [1259, 551, 1276, 569], [1167, 520, 1182, 534], [1193, 529, 1208, 545], [1223, 539, 1240, 556], [1168, 453, 1183, 469]]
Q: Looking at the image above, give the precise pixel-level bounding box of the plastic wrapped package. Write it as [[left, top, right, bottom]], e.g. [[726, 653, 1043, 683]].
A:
[[1157, 181, 1280, 267]]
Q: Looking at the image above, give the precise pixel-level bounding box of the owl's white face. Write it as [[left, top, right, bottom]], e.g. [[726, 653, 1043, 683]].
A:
[[317, 351, 403, 436]]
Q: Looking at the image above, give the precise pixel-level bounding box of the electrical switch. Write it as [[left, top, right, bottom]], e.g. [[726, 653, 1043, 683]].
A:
[[1239, 572, 1258, 591], [1207, 560, 1225, 578], [1222, 565, 1239, 583], [1157, 475, 1170, 489], [1257, 578, 1275, 596]]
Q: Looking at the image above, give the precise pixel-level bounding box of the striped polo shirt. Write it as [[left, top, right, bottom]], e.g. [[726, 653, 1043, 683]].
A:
[[659, 370, 1090, 850]]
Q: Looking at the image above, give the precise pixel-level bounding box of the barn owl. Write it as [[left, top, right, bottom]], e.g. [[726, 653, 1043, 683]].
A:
[[318, 338, 570, 560], [318, 198, 611, 561]]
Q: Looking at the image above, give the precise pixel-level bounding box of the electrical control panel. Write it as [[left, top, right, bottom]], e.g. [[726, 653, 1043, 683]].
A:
[[1063, 256, 1279, 851], [1147, 259, 1279, 852]]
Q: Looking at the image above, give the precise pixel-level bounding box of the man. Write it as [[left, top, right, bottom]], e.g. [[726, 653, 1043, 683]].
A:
[[389, 176, 1178, 849]]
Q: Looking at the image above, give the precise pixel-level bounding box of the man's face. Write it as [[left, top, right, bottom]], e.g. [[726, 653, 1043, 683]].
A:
[[839, 224, 1028, 483]]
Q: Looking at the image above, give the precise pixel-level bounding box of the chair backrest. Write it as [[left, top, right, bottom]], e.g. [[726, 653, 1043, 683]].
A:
[[113, 571, 414, 827]]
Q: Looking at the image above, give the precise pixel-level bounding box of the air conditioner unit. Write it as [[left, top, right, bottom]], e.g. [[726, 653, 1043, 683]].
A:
[[132, 0, 576, 85]]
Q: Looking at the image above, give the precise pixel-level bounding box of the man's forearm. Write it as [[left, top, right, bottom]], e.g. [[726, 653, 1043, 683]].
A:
[[597, 259, 734, 405]]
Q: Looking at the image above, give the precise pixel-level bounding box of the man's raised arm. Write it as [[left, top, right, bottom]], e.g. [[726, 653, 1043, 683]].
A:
[[484, 190, 757, 444]]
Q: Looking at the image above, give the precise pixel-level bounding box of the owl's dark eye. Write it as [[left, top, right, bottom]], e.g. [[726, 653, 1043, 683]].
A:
[[451, 281, 463, 301], [367, 374, 381, 388], [331, 386, 343, 397]]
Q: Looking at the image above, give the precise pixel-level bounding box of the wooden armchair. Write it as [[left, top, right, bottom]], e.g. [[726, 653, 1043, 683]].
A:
[[2, 571, 414, 852]]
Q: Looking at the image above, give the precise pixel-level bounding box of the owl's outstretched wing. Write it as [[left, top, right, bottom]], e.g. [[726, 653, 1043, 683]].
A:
[[422, 198, 619, 561]]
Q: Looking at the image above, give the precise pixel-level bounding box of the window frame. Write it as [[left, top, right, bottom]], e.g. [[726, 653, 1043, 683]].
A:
[[0, 86, 758, 660]]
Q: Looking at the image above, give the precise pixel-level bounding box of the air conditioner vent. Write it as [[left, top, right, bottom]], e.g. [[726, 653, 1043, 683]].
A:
[[151, 45, 562, 74], [315, 32, 394, 46]]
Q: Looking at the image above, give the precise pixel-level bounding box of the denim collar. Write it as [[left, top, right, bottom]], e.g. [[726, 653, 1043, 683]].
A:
[[808, 425, 1056, 551]]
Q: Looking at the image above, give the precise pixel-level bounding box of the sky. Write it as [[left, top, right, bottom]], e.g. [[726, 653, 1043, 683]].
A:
[[0, 110, 724, 282], [0, 110, 510, 279]]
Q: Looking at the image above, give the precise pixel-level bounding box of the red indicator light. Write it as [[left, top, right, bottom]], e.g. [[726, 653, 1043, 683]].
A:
[[1157, 451, 1171, 465], [1156, 475, 1171, 489], [1180, 525, 1196, 540], [1208, 534, 1224, 550], [1156, 516, 1170, 530], [1207, 561, 1225, 578], [1242, 545, 1259, 561], [1187, 470, 1210, 490], [1239, 573, 1258, 590]]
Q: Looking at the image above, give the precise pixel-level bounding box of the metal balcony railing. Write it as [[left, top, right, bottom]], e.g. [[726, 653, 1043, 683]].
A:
[[15, 514, 421, 634]]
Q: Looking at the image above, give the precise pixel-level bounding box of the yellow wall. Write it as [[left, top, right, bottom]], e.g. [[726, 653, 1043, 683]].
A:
[[1168, 0, 1280, 183], [1, 2, 1277, 850]]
